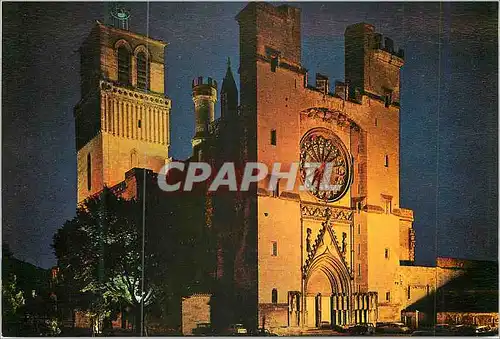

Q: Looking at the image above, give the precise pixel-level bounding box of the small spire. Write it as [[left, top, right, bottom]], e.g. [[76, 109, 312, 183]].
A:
[[220, 56, 238, 119]]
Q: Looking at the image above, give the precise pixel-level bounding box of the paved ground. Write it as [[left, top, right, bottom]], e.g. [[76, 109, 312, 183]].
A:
[[272, 327, 413, 336], [272, 328, 350, 336]]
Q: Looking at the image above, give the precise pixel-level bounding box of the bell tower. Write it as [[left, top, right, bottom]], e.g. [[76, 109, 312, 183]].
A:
[[75, 9, 171, 202]]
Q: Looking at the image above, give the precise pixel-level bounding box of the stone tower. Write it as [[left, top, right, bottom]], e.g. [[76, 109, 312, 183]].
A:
[[75, 17, 171, 203], [191, 77, 217, 161]]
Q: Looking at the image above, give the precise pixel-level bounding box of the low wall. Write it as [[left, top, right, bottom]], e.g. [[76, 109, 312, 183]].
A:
[[181, 293, 211, 335], [258, 303, 289, 329], [401, 311, 498, 328], [437, 312, 498, 327]]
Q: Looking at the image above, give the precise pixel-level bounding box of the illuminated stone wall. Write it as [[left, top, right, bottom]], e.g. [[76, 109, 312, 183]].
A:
[[236, 2, 413, 328], [181, 294, 212, 336]]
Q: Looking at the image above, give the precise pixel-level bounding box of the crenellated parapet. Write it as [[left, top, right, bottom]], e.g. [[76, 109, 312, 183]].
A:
[[191, 76, 218, 159], [192, 76, 218, 97], [345, 22, 404, 105]]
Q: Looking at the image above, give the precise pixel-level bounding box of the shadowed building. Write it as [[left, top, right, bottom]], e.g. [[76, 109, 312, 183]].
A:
[[401, 258, 498, 328]]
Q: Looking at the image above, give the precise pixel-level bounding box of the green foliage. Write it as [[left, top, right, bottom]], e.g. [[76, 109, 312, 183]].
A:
[[3, 274, 25, 316], [2, 273, 25, 336], [53, 187, 152, 332], [53, 184, 216, 331], [46, 318, 62, 336]]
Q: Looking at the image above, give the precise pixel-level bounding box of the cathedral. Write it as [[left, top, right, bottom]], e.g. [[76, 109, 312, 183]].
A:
[[74, 2, 497, 334]]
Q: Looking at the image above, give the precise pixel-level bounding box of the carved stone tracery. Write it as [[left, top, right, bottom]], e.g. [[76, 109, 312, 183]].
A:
[[302, 206, 354, 280], [301, 204, 353, 222], [299, 128, 353, 203], [302, 218, 352, 280], [300, 107, 360, 131]]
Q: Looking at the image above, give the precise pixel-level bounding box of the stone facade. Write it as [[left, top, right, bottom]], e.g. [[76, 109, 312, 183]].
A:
[[75, 21, 171, 203], [201, 2, 495, 331], [73, 3, 497, 333], [233, 2, 412, 328]]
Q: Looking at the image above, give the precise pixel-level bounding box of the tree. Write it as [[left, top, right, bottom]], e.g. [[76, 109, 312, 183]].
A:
[[2, 243, 26, 336], [53, 188, 153, 334], [53, 179, 217, 334], [2, 274, 25, 335]]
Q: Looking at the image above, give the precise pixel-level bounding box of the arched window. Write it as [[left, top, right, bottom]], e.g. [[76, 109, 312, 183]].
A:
[[271, 289, 278, 304], [117, 46, 131, 85], [136, 52, 149, 90]]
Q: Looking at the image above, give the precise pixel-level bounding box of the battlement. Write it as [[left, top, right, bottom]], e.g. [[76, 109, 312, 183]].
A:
[[345, 22, 404, 61], [192, 76, 217, 99], [192, 76, 217, 90], [345, 22, 404, 104], [315, 73, 330, 95], [374, 34, 404, 59]]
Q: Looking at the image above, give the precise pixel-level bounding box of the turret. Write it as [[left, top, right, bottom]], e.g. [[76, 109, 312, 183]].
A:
[[192, 76, 217, 158], [220, 58, 238, 119], [344, 23, 404, 105]]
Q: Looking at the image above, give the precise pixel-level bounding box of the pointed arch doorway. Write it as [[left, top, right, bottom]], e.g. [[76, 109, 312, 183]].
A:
[[304, 253, 351, 328]]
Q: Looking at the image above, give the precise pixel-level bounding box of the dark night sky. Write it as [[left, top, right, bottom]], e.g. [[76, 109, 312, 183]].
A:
[[2, 2, 498, 269]]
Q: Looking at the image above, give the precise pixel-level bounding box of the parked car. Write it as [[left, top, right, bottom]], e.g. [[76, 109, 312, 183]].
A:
[[347, 323, 375, 335], [376, 322, 411, 334], [433, 323, 455, 336], [434, 324, 450, 332], [192, 322, 213, 336], [475, 325, 495, 335], [225, 323, 248, 335], [477, 326, 498, 336], [450, 324, 477, 336], [411, 330, 435, 336]]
